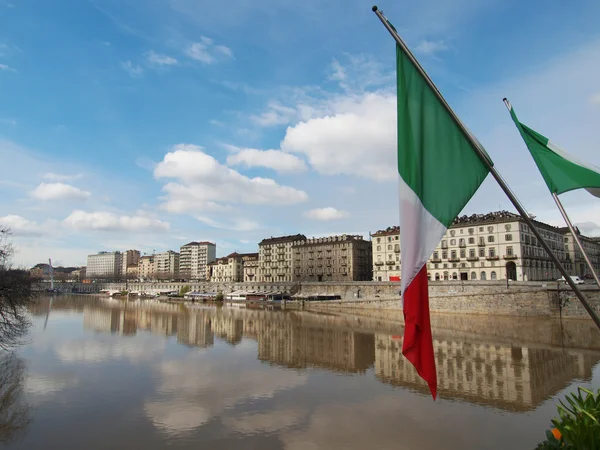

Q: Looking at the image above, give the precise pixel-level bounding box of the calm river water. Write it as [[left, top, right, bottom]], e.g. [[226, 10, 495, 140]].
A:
[[3, 294, 600, 449]]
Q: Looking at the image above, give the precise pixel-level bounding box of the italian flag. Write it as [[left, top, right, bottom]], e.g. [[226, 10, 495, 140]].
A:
[[507, 101, 600, 198], [396, 43, 490, 399]]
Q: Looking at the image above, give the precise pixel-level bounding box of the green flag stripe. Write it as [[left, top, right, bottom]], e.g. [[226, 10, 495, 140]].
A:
[[396, 44, 490, 227], [509, 106, 600, 196]]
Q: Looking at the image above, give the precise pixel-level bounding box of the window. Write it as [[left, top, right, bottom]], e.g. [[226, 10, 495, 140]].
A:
[[507, 246, 514, 256], [388, 245, 392, 250], [441, 240, 448, 248], [377, 238, 381, 243], [471, 271, 477, 280], [479, 248, 485, 257], [488, 226, 494, 232], [450, 239, 456, 246], [491, 271, 497, 280], [479, 237, 485, 245], [505, 234, 512, 241], [434, 263, 439, 269], [452, 272, 458, 280], [460, 229, 464, 234], [377, 255, 381, 261], [479, 227, 484, 232], [468, 228, 474, 234], [505, 224, 511, 231], [388, 237, 392, 242], [433, 251, 439, 259], [459, 238, 465, 246], [489, 248, 496, 257], [469, 237, 475, 244], [443, 264, 448, 269], [469, 249, 475, 257], [481, 271, 487, 280], [451, 250, 457, 259], [394, 244, 400, 251], [442, 251, 448, 259], [377, 245, 381, 251], [488, 235, 495, 243], [460, 249, 466, 258], [450, 230, 456, 237]]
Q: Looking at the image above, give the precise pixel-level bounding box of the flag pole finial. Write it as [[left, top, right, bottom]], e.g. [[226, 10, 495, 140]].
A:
[[372, 5, 378, 11]]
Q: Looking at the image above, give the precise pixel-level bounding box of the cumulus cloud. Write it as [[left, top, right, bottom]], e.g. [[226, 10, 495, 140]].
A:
[[0, 215, 45, 236], [226, 146, 307, 173], [304, 207, 349, 221], [43, 172, 83, 182], [121, 60, 143, 77], [154, 144, 308, 214], [31, 182, 90, 201], [145, 50, 178, 66], [250, 101, 297, 127], [185, 36, 233, 64], [64, 210, 170, 232], [281, 93, 397, 181]]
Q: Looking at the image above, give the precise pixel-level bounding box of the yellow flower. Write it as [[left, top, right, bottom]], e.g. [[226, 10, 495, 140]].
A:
[[551, 428, 562, 440]]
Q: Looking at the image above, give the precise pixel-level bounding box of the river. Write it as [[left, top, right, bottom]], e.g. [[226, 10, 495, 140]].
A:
[[2, 294, 600, 449]]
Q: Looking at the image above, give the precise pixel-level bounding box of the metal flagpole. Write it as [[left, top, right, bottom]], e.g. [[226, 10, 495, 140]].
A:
[[551, 192, 600, 289], [372, 5, 600, 330]]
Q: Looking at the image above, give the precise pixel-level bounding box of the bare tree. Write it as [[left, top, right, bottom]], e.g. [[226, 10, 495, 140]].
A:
[[0, 227, 34, 349], [0, 353, 30, 444]]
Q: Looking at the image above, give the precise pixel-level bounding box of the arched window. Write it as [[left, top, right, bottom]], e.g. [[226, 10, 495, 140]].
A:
[[480, 271, 487, 280], [388, 245, 392, 250], [452, 272, 458, 280], [443, 271, 449, 280], [427, 273, 431, 280], [491, 271, 497, 280], [435, 273, 440, 281], [377, 246, 381, 251], [471, 271, 477, 280]]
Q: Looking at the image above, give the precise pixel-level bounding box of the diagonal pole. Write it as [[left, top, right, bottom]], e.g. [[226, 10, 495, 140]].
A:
[[372, 5, 600, 330], [551, 192, 600, 289]]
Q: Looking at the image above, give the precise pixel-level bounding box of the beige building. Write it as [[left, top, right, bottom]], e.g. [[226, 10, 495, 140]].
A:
[[179, 241, 216, 281], [372, 211, 588, 282], [155, 251, 180, 280], [139, 256, 155, 281], [242, 253, 259, 282], [121, 250, 141, 276], [560, 229, 600, 277], [208, 252, 244, 283], [292, 234, 372, 281], [258, 234, 306, 282]]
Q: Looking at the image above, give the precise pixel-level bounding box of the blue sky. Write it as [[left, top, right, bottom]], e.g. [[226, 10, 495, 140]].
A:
[[1, 0, 600, 267]]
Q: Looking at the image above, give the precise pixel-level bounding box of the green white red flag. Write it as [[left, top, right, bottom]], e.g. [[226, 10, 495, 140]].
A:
[[395, 40, 491, 399]]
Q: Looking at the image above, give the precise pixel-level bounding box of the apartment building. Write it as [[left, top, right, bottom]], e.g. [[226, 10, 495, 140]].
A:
[[154, 251, 180, 280], [179, 241, 216, 280], [560, 229, 600, 277], [139, 256, 155, 281], [242, 253, 259, 282], [258, 234, 306, 282], [372, 211, 587, 282], [208, 252, 244, 283], [121, 250, 141, 278], [86, 251, 122, 279], [292, 234, 372, 281]]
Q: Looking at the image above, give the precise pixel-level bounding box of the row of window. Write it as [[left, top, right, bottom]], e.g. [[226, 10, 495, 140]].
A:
[[430, 271, 498, 281], [434, 246, 514, 260]]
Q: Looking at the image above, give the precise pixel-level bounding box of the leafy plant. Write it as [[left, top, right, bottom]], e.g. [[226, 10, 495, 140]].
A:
[[179, 285, 191, 297], [215, 291, 224, 302], [536, 387, 600, 449]]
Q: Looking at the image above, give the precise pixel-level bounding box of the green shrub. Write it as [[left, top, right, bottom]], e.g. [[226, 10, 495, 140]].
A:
[[536, 387, 600, 449], [215, 292, 224, 302], [179, 285, 191, 297]]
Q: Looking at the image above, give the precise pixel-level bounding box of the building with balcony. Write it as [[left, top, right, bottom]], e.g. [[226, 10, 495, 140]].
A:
[[292, 234, 372, 281], [258, 234, 306, 282], [139, 255, 155, 281], [371, 211, 594, 282], [121, 250, 141, 278], [208, 252, 244, 283], [154, 250, 180, 280], [560, 228, 600, 277], [86, 251, 123, 279], [242, 253, 259, 282], [179, 241, 216, 281]]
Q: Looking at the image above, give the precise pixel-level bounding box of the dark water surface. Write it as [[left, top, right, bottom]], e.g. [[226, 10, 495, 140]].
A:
[[3, 294, 600, 449]]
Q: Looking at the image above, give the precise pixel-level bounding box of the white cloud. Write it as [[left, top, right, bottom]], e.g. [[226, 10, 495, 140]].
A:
[[281, 93, 397, 181], [43, 172, 83, 182], [226, 146, 307, 173], [0, 215, 45, 236], [304, 207, 349, 221], [185, 36, 233, 64], [415, 40, 448, 55], [31, 182, 91, 201], [209, 119, 224, 126], [154, 144, 308, 214], [145, 50, 178, 66], [0, 63, 15, 72], [64, 210, 170, 232], [250, 101, 297, 127], [590, 93, 600, 105], [195, 215, 261, 232], [329, 59, 346, 82], [121, 60, 143, 77]]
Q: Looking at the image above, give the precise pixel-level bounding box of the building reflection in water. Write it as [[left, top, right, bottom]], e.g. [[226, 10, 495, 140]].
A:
[[78, 298, 600, 411]]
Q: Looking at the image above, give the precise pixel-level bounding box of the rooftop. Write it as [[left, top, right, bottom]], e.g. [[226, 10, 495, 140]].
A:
[[182, 241, 216, 247], [372, 226, 399, 237], [259, 234, 307, 245]]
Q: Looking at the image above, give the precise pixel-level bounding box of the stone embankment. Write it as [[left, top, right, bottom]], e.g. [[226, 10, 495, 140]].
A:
[[36, 280, 600, 319]]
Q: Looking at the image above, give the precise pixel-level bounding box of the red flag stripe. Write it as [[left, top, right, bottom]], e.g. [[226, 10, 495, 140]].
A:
[[402, 265, 437, 400]]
